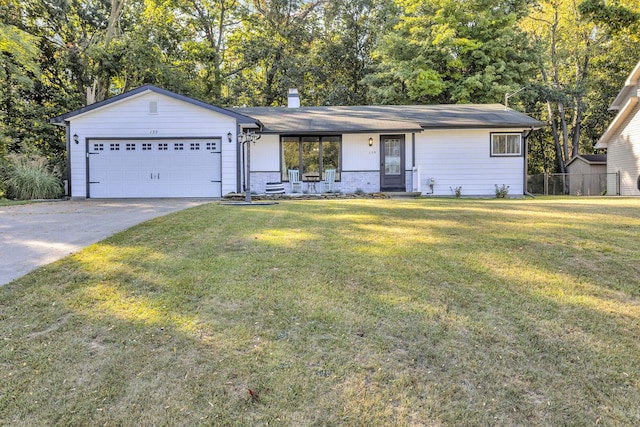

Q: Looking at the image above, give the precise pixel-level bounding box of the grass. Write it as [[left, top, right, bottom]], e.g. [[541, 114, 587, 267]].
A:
[[1, 197, 639, 426], [0, 199, 33, 206]]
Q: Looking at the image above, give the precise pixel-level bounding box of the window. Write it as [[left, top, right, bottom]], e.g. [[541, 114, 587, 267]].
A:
[[281, 136, 341, 181], [174, 143, 184, 150], [142, 143, 152, 151], [158, 143, 168, 151], [126, 143, 136, 151], [491, 133, 522, 156], [190, 143, 200, 150], [93, 143, 104, 151], [110, 143, 120, 151]]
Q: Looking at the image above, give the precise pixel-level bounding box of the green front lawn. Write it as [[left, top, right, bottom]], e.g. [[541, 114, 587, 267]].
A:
[[1, 198, 639, 426]]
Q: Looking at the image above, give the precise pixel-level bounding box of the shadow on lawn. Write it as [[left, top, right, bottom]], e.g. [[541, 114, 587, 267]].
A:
[[3, 199, 640, 426]]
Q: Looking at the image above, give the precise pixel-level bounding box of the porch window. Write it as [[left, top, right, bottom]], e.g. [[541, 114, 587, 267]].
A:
[[491, 133, 522, 156], [281, 136, 341, 181]]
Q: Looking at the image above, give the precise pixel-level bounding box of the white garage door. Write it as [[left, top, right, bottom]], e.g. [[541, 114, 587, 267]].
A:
[[87, 139, 222, 198]]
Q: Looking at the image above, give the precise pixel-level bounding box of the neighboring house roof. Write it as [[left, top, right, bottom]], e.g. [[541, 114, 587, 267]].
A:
[[566, 154, 607, 167], [596, 59, 640, 149], [609, 61, 640, 109], [232, 104, 544, 134], [49, 84, 260, 126]]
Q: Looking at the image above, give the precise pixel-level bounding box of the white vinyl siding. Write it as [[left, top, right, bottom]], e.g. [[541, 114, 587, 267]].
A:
[[415, 129, 525, 196], [605, 103, 640, 196], [67, 91, 238, 198]]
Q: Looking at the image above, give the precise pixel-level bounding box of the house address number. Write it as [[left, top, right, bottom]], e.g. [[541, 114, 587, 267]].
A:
[[149, 130, 158, 134]]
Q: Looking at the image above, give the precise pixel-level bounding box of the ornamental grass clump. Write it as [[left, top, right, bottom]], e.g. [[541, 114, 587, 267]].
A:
[[2, 153, 63, 200]]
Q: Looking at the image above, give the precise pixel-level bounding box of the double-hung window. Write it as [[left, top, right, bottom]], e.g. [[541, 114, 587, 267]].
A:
[[491, 133, 522, 156], [281, 136, 341, 181]]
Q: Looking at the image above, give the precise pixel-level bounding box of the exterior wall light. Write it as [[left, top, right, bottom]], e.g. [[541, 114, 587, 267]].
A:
[[73, 134, 79, 144], [227, 132, 232, 143], [368, 137, 373, 147]]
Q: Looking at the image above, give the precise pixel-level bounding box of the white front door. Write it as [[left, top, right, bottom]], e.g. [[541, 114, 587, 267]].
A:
[[87, 139, 222, 198]]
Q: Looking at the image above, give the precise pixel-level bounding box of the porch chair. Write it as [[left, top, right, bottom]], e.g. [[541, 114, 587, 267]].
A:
[[288, 169, 303, 193], [323, 169, 336, 192]]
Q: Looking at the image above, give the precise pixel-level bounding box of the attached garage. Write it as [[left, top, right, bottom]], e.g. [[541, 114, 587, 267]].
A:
[[87, 138, 222, 198], [51, 85, 259, 199]]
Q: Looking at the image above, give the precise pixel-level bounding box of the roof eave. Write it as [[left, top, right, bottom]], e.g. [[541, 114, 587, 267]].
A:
[[596, 96, 639, 148], [609, 60, 640, 109], [422, 123, 545, 130], [260, 128, 424, 135]]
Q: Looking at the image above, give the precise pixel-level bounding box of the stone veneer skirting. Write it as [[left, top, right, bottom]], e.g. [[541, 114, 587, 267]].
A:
[[249, 171, 413, 194]]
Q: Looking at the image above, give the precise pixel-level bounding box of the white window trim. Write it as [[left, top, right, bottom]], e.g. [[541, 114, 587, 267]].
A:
[[490, 132, 522, 157]]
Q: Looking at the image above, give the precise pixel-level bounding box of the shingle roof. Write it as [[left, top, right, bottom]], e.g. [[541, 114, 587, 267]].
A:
[[566, 154, 607, 166], [232, 104, 544, 134]]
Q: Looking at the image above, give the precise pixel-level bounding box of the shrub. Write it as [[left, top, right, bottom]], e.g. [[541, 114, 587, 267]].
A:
[[2, 153, 63, 200], [495, 184, 510, 198], [450, 186, 462, 198]]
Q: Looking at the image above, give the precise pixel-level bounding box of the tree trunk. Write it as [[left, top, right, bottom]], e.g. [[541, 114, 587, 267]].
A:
[[547, 100, 566, 174], [87, 0, 126, 104], [558, 101, 569, 165]]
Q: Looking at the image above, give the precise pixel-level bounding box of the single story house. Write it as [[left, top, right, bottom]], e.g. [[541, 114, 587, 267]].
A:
[[565, 154, 607, 196], [51, 85, 544, 199], [595, 59, 640, 196]]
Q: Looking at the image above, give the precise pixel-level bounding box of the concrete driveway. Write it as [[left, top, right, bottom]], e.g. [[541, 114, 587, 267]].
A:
[[0, 199, 211, 286]]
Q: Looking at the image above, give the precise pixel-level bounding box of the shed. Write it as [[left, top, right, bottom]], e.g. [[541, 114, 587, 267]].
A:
[[565, 154, 607, 196]]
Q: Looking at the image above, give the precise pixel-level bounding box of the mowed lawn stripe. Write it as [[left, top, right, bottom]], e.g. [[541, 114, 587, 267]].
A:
[[1, 198, 639, 426]]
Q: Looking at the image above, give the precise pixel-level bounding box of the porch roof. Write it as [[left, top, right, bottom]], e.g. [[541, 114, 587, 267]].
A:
[[232, 104, 544, 134]]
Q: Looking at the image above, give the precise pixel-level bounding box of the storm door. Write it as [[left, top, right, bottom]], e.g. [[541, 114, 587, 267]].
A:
[[380, 135, 405, 191]]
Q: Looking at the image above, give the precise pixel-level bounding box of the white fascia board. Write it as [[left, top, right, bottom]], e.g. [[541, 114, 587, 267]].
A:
[[596, 96, 639, 148], [609, 60, 640, 109]]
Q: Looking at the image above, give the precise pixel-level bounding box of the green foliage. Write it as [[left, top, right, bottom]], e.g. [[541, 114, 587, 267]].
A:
[[579, 0, 640, 33], [450, 186, 462, 198], [367, 0, 537, 104], [1, 153, 63, 200], [1, 0, 640, 175]]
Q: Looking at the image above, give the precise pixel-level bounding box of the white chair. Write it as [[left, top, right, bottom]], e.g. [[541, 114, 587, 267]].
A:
[[288, 169, 303, 193], [323, 169, 336, 192]]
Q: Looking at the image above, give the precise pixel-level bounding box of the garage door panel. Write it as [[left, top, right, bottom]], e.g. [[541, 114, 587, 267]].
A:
[[88, 139, 222, 198]]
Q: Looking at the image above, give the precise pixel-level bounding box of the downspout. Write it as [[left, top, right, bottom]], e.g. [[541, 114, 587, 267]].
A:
[[65, 122, 72, 198], [236, 123, 242, 194], [411, 132, 415, 168], [523, 127, 535, 198]]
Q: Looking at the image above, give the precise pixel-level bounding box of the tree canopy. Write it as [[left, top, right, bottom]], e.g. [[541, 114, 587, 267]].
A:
[[1, 0, 639, 175]]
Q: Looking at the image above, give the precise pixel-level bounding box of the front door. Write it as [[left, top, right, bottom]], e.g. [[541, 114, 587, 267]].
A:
[[380, 135, 405, 191]]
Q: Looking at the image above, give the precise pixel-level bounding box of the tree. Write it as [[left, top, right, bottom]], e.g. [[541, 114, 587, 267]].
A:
[[366, 0, 537, 105], [225, 0, 324, 106], [521, 0, 639, 173], [0, 22, 42, 158], [305, 0, 387, 105]]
